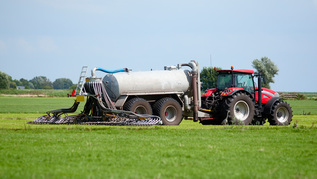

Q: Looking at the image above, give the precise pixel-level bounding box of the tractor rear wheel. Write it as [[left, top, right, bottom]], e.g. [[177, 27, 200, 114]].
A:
[[123, 98, 152, 114], [224, 92, 255, 125], [153, 97, 182, 125], [268, 101, 293, 125]]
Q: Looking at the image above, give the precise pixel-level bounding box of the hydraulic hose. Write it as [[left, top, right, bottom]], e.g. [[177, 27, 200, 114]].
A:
[[91, 67, 129, 77]]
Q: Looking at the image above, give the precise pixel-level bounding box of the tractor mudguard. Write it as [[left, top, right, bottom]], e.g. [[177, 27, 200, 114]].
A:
[[223, 89, 252, 98], [263, 97, 283, 116]]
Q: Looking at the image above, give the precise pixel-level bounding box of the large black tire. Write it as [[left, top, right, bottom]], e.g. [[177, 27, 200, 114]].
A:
[[153, 97, 183, 125], [123, 98, 152, 114], [224, 92, 255, 125], [268, 101, 293, 125]]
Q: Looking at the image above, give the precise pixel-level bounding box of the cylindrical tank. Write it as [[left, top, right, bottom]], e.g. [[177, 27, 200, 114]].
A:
[[103, 69, 192, 101]]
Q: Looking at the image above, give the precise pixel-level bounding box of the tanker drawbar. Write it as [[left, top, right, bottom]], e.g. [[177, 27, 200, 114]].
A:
[[28, 68, 162, 126]]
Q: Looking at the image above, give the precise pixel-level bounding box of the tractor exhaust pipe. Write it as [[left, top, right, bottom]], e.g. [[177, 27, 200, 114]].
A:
[[258, 72, 262, 111]]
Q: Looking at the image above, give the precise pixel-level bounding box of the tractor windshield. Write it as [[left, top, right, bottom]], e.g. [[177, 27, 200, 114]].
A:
[[217, 73, 232, 91], [234, 73, 254, 94]]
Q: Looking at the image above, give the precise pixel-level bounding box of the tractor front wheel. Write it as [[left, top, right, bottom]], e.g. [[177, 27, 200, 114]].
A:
[[224, 92, 255, 125], [268, 101, 293, 125]]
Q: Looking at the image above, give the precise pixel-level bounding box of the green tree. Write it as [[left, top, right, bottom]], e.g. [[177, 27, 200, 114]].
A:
[[0, 71, 11, 89], [53, 78, 73, 89], [69, 84, 77, 90], [18, 78, 35, 89], [10, 81, 17, 89], [30, 76, 53, 89], [27, 82, 35, 89], [200, 67, 221, 91], [13, 79, 22, 86], [11, 79, 23, 88], [252, 57, 279, 89]]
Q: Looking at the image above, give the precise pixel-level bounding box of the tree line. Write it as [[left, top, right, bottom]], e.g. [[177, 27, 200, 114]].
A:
[[0, 72, 75, 90]]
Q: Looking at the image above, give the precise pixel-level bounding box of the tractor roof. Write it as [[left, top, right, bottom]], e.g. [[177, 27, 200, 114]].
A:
[[217, 69, 254, 74]]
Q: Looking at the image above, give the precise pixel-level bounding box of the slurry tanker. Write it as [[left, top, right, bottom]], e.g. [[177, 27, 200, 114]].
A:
[[29, 60, 292, 126]]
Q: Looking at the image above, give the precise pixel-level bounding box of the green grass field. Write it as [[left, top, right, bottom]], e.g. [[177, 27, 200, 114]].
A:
[[0, 89, 72, 97], [286, 100, 317, 115], [0, 96, 83, 113], [0, 97, 317, 178]]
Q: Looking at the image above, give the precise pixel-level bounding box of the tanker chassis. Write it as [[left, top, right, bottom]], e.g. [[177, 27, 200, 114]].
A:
[[30, 60, 292, 126]]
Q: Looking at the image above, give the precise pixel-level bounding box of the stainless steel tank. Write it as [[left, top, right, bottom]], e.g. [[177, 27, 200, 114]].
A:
[[103, 69, 192, 101]]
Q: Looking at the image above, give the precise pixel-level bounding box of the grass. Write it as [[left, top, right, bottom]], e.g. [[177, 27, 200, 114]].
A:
[[300, 92, 317, 98], [286, 100, 317, 115], [0, 96, 84, 114], [0, 89, 72, 97], [0, 97, 316, 178], [0, 119, 317, 178]]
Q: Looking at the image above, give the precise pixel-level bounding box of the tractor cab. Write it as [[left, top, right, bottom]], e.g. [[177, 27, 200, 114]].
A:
[[216, 68, 255, 96], [215, 67, 280, 105], [202, 67, 279, 105]]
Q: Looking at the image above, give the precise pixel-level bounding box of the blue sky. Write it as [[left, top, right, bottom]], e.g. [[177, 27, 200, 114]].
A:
[[0, 0, 316, 92]]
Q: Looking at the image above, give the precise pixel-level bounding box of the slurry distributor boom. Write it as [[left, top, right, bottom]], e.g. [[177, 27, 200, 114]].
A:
[[28, 68, 162, 126]]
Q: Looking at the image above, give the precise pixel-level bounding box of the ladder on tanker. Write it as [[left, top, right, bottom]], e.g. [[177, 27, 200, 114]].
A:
[[75, 66, 88, 95]]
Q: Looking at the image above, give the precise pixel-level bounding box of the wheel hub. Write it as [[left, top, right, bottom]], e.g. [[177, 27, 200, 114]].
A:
[[165, 106, 177, 122], [233, 100, 250, 122], [276, 106, 289, 123], [135, 105, 147, 114]]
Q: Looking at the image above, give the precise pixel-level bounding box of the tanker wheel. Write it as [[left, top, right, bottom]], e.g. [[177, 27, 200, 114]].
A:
[[153, 97, 182, 125], [224, 92, 255, 125], [268, 101, 293, 125], [123, 98, 152, 114]]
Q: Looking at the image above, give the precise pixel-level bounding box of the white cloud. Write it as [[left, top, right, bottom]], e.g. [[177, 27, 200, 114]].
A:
[[38, 36, 59, 53], [17, 39, 35, 53], [15, 37, 59, 54]]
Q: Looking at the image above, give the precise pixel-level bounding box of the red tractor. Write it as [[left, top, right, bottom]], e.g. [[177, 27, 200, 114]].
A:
[[200, 67, 293, 125]]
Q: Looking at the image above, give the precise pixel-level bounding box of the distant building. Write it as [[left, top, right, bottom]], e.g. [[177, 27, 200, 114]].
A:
[[16, 86, 25, 90]]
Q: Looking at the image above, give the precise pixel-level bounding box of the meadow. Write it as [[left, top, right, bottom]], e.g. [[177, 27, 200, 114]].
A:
[[0, 89, 72, 97], [0, 96, 316, 178]]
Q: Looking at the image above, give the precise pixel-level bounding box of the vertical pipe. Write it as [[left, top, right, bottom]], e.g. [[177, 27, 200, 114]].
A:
[[231, 66, 235, 87], [192, 70, 199, 122], [258, 72, 262, 111], [182, 60, 199, 122]]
